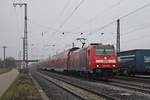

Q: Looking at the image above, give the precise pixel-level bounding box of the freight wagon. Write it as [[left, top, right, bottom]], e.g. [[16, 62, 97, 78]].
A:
[[118, 49, 150, 75]]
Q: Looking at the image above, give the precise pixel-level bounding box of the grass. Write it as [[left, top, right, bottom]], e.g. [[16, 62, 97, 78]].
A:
[[0, 68, 11, 75], [0, 73, 42, 100]]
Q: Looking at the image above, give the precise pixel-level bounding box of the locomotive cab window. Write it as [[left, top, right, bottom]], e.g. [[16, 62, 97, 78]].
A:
[[96, 49, 114, 55]]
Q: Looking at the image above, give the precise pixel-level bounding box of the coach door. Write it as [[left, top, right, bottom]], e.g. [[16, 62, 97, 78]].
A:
[[87, 49, 91, 69]]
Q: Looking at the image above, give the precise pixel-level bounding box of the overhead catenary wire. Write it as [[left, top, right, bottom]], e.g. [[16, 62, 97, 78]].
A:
[[106, 23, 150, 42], [35, 0, 85, 44], [24, 1, 150, 55], [119, 2, 150, 19], [27, 18, 58, 32], [58, 0, 85, 29], [122, 33, 150, 44], [45, 0, 85, 44], [13, 0, 25, 35], [59, 0, 71, 18], [76, 2, 150, 50], [27, 19, 85, 35], [100, 23, 147, 41], [85, 1, 150, 36], [82, 19, 117, 38], [51, 0, 71, 31], [122, 24, 150, 36], [13, 7, 21, 34], [70, 0, 124, 31], [33, 0, 122, 37], [26, 0, 72, 40], [26, 0, 71, 37]]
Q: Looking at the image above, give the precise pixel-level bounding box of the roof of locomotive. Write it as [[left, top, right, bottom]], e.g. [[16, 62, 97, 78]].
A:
[[89, 43, 114, 49]]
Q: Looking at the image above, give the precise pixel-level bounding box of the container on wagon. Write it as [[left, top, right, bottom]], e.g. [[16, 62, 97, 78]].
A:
[[118, 49, 150, 75]]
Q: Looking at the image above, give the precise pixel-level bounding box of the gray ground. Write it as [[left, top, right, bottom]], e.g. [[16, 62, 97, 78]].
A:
[[0, 69, 19, 97], [31, 71, 82, 100]]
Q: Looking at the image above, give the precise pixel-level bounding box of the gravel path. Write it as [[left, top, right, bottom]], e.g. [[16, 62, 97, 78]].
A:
[[0, 69, 19, 97]]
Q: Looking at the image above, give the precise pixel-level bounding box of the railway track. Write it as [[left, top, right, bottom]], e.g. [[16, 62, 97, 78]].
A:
[[39, 70, 150, 100], [42, 70, 150, 94], [114, 76, 150, 83], [109, 78, 150, 94], [37, 71, 114, 100], [134, 75, 150, 79], [31, 71, 82, 100]]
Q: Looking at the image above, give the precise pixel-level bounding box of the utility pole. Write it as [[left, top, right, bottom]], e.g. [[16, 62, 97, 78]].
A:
[[13, 3, 28, 72], [2, 46, 7, 67], [72, 42, 75, 48], [116, 19, 120, 53], [18, 50, 21, 69]]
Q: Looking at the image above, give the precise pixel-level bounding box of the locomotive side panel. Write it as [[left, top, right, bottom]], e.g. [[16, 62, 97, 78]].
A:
[[80, 48, 87, 71]]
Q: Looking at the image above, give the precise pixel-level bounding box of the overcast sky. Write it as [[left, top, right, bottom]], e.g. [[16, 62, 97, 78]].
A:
[[0, 0, 150, 60]]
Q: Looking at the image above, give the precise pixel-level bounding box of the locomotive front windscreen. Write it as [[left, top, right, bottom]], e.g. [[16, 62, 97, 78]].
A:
[[95, 45, 114, 56], [96, 49, 114, 55]]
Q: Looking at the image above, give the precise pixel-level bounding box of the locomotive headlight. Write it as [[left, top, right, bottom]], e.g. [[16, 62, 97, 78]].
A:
[[113, 65, 116, 67], [96, 65, 99, 67]]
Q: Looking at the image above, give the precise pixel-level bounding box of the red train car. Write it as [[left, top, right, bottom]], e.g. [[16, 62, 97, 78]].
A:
[[67, 43, 118, 77], [88, 43, 118, 76], [43, 43, 118, 77]]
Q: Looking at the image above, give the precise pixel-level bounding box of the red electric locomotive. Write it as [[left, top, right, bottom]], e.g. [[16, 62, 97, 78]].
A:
[[67, 43, 118, 77], [86, 43, 118, 77], [43, 43, 118, 77]]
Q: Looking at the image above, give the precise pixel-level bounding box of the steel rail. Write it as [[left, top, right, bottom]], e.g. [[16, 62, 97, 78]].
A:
[[37, 71, 116, 100]]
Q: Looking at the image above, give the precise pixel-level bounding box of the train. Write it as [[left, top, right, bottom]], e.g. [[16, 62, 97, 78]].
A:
[[118, 49, 150, 75], [38, 43, 118, 78]]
